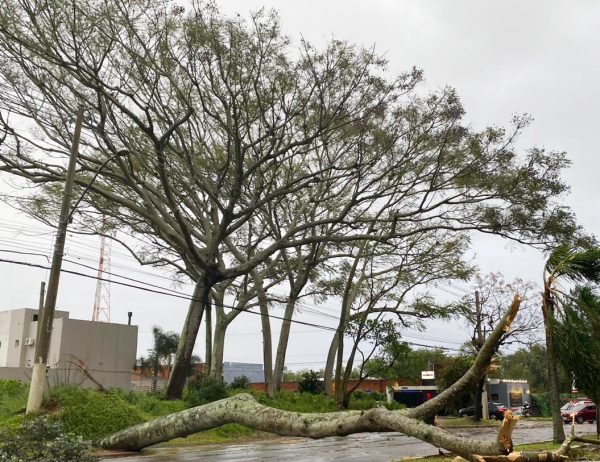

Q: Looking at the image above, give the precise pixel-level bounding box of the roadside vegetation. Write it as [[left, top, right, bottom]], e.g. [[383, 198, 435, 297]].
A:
[[0, 379, 402, 454]]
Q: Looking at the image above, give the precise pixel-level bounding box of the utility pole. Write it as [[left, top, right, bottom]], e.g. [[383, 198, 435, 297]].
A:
[[475, 290, 490, 420], [34, 281, 46, 348], [26, 106, 84, 414]]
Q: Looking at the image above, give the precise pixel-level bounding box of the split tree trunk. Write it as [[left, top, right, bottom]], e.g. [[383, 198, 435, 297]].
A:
[[103, 295, 523, 459]]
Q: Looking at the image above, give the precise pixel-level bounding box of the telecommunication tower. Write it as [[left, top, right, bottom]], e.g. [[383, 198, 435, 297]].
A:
[[92, 233, 112, 322]]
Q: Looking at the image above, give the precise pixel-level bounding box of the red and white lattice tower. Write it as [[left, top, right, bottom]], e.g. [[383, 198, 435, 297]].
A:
[[92, 233, 112, 322]]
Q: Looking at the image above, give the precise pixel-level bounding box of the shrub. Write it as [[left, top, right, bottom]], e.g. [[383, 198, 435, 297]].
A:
[[0, 380, 28, 422], [46, 387, 148, 440], [531, 393, 551, 417], [0, 416, 97, 462], [184, 376, 228, 407], [298, 370, 323, 394], [112, 390, 186, 416], [229, 375, 251, 390]]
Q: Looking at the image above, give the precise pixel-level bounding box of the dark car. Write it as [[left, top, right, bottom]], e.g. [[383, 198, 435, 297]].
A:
[[458, 402, 504, 420], [562, 402, 596, 424]]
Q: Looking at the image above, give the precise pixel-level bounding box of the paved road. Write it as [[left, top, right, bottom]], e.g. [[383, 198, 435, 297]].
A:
[[101, 422, 596, 462]]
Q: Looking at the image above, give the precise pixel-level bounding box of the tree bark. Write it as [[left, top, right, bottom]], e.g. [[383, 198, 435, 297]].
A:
[[205, 302, 213, 376], [273, 297, 298, 391], [323, 334, 338, 395], [100, 393, 506, 460], [474, 377, 485, 421], [542, 288, 565, 443], [211, 317, 227, 381], [166, 279, 209, 399], [254, 273, 274, 397]]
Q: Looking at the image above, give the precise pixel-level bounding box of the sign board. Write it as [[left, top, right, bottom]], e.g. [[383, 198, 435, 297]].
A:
[[421, 371, 435, 380]]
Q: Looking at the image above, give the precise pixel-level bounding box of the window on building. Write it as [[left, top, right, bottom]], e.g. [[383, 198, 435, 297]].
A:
[[15, 339, 20, 347], [33, 314, 38, 321], [491, 393, 499, 402], [510, 391, 523, 407]]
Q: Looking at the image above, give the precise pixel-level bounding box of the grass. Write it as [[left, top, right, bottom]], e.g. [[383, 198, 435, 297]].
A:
[[0, 380, 405, 448], [0, 380, 28, 422]]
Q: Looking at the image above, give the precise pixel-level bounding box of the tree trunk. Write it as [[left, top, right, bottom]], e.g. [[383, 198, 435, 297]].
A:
[[166, 279, 209, 399], [474, 377, 484, 421], [273, 297, 298, 391], [205, 302, 213, 377], [338, 340, 359, 408], [542, 289, 566, 443], [323, 334, 338, 395], [254, 274, 274, 397], [211, 317, 227, 381], [101, 393, 508, 458]]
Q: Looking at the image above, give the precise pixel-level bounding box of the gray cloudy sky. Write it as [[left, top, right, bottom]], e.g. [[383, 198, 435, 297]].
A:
[[0, 0, 598, 368]]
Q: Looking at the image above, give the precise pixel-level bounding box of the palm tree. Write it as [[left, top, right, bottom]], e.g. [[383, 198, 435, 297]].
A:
[[149, 326, 180, 391], [553, 286, 600, 437], [542, 244, 600, 442]]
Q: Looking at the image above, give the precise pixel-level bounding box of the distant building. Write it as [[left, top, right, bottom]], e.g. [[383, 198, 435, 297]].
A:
[[223, 362, 264, 384], [488, 378, 530, 408], [0, 308, 137, 390]]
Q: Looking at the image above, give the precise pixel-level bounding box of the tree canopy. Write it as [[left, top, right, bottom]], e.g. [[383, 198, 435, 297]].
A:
[[0, 0, 582, 398]]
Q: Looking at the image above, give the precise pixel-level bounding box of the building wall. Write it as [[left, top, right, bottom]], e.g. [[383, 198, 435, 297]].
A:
[[0, 308, 137, 390], [249, 378, 398, 394], [0, 310, 12, 366], [0, 366, 132, 390], [223, 362, 264, 384], [488, 380, 530, 408]]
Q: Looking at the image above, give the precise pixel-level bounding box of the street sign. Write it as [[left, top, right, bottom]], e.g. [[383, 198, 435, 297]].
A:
[[421, 371, 435, 380]]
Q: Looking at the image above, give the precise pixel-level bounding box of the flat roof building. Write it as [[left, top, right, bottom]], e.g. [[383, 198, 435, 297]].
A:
[[0, 308, 137, 390]]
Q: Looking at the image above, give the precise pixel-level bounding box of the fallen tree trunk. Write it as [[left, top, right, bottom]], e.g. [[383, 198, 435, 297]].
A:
[[100, 393, 508, 458], [101, 295, 523, 461]]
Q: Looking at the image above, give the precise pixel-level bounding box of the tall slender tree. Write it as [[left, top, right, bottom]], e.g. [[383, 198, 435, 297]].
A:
[[542, 243, 600, 442], [554, 286, 600, 436]]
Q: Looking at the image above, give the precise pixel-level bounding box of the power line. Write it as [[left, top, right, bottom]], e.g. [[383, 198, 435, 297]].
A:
[[0, 256, 340, 333], [0, 255, 466, 352]]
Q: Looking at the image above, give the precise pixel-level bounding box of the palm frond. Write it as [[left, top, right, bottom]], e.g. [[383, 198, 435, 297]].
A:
[[545, 243, 600, 283]]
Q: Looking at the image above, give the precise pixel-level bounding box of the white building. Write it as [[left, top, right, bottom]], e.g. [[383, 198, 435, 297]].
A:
[[0, 308, 137, 390]]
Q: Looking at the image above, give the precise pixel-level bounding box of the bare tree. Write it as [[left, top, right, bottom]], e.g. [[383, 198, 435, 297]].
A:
[[456, 273, 541, 420]]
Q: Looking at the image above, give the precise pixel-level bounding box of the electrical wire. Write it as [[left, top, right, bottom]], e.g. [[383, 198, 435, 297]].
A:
[[0, 255, 466, 352]]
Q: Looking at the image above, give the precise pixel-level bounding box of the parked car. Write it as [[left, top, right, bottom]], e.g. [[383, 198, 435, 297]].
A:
[[561, 399, 593, 414], [458, 402, 504, 420], [562, 402, 597, 424], [493, 402, 508, 413]]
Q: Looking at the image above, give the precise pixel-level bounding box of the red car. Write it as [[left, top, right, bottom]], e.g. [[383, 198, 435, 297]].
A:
[[562, 402, 597, 424], [493, 402, 508, 414]]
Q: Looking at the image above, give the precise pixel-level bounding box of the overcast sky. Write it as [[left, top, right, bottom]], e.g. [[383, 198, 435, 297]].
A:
[[1, 0, 598, 370]]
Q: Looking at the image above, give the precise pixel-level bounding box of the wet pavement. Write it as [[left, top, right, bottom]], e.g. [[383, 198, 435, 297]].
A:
[[100, 421, 597, 462]]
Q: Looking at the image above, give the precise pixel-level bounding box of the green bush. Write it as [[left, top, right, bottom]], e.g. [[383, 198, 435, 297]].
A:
[[184, 376, 228, 407], [0, 416, 97, 462], [0, 380, 28, 422], [531, 393, 551, 417], [298, 370, 323, 394], [229, 375, 251, 390], [112, 390, 186, 416], [46, 387, 148, 440]]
